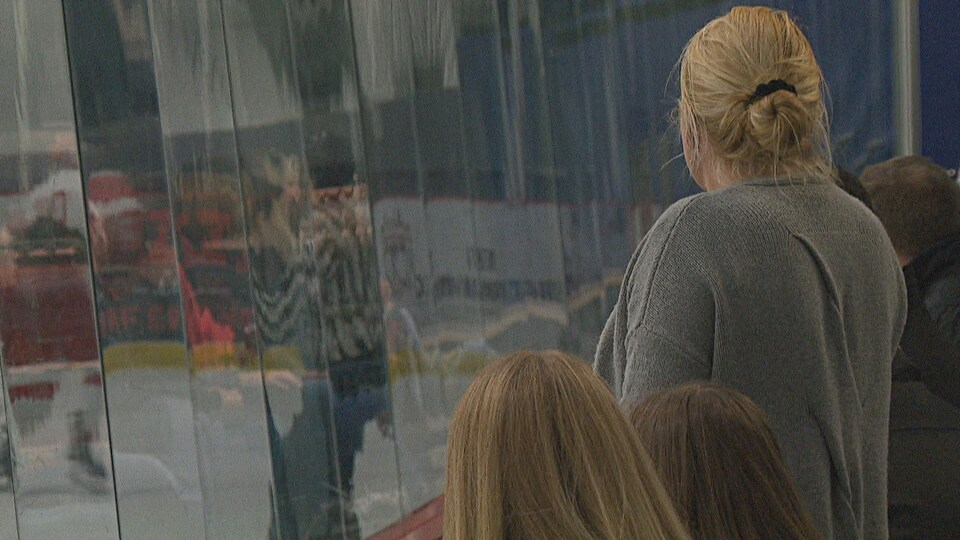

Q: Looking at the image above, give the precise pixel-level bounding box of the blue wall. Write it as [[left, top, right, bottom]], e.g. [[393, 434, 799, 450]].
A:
[[919, 0, 960, 169]]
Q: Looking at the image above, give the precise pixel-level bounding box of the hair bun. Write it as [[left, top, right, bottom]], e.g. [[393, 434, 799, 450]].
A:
[[678, 6, 831, 179], [746, 90, 812, 157]]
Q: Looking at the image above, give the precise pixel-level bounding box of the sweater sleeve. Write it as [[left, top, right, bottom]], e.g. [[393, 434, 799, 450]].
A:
[[622, 324, 712, 404], [594, 233, 648, 396], [618, 198, 716, 406]]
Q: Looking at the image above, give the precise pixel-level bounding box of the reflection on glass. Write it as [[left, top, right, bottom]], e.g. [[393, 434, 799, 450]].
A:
[[350, 0, 484, 518], [149, 1, 276, 538], [0, 341, 15, 540], [295, 3, 407, 537], [243, 148, 342, 539], [352, 0, 564, 517], [62, 0, 206, 538], [538, 0, 630, 361], [221, 0, 345, 535], [305, 185, 398, 538], [222, 0, 406, 535], [0, 1, 903, 538], [0, 1, 119, 538]]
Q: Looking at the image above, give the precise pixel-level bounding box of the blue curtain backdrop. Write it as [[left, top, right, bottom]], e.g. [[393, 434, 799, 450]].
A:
[[920, 0, 960, 170]]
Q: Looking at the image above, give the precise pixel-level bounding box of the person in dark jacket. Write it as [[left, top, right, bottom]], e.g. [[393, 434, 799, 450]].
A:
[[861, 156, 960, 408], [860, 156, 960, 538], [860, 157, 960, 348]]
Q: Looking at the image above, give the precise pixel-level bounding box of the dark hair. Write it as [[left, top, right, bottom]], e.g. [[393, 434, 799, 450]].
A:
[[860, 156, 960, 260], [630, 382, 823, 540]]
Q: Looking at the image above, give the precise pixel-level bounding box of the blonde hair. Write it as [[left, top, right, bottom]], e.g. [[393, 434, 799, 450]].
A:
[[444, 350, 689, 540], [631, 383, 823, 540], [679, 6, 832, 183]]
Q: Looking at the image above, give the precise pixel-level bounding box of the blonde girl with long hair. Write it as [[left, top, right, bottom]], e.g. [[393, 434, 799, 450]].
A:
[[444, 350, 689, 540]]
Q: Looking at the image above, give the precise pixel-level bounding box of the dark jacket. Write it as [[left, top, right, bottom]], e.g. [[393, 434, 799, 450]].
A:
[[834, 171, 960, 538], [889, 379, 960, 539], [909, 235, 960, 357], [896, 262, 960, 409], [889, 239, 960, 538]]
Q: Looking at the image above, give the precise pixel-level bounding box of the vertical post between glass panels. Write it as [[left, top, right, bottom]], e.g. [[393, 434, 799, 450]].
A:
[[893, 0, 921, 155]]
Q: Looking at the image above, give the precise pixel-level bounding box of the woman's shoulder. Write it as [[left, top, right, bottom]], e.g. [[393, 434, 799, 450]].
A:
[[641, 195, 707, 250], [665, 177, 874, 232], [640, 182, 828, 270], [629, 194, 743, 285], [648, 188, 768, 243]]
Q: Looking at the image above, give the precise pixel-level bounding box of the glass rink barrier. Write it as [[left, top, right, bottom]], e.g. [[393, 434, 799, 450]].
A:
[[0, 0, 897, 538]]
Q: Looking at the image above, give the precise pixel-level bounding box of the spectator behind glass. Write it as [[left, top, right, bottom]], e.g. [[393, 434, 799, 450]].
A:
[[444, 350, 689, 540], [630, 383, 822, 540], [594, 7, 905, 538]]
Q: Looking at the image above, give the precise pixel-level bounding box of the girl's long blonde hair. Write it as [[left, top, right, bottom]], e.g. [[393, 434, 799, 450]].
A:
[[444, 350, 689, 540]]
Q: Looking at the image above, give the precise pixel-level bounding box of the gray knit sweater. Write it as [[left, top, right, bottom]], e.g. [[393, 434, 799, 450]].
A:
[[595, 176, 906, 540]]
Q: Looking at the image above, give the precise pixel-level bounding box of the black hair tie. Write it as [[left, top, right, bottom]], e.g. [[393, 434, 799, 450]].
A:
[[748, 79, 797, 104]]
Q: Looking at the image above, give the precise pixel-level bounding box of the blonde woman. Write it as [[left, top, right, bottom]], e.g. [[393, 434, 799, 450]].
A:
[[444, 350, 689, 540], [594, 7, 906, 539]]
